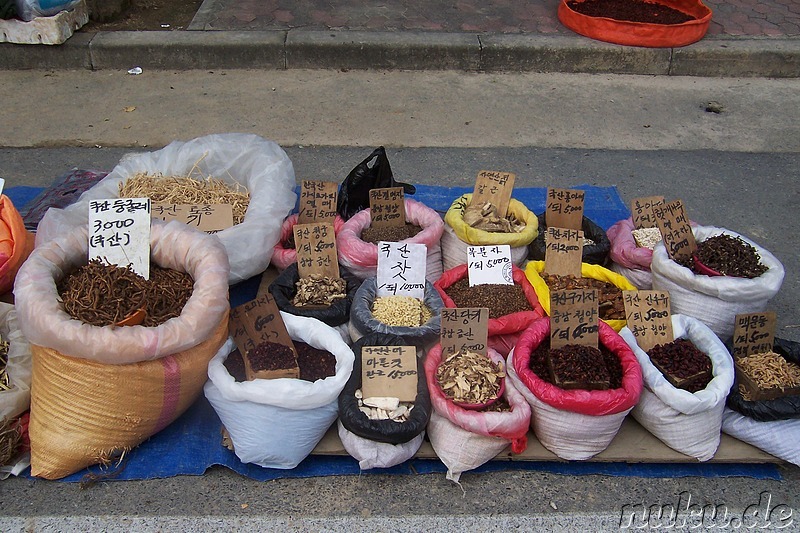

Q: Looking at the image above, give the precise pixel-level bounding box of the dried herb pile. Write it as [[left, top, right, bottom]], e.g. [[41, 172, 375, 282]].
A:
[[437, 349, 505, 405], [0, 336, 9, 392], [361, 223, 422, 244], [686, 234, 768, 278], [737, 351, 800, 401], [445, 278, 532, 318], [529, 340, 623, 390], [58, 259, 194, 327], [292, 275, 346, 307]]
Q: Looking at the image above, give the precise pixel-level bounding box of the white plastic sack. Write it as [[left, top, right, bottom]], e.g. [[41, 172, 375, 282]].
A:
[[35, 134, 297, 285], [440, 224, 528, 272], [507, 349, 630, 461], [204, 313, 355, 469], [722, 408, 800, 467], [337, 420, 424, 470], [14, 0, 81, 21], [650, 226, 784, 340], [611, 262, 653, 290], [14, 221, 230, 365], [620, 315, 734, 461], [0, 303, 32, 421]]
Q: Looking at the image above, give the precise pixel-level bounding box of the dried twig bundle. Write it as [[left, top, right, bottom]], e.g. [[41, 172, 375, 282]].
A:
[[0, 418, 22, 466]]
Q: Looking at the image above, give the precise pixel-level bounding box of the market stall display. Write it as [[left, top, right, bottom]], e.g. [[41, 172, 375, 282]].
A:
[[528, 213, 610, 266]]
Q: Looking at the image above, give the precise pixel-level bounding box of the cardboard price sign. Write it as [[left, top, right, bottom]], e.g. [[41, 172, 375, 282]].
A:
[[88, 198, 151, 279], [293, 222, 339, 279], [369, 187, 406, 228], [151, 203, 234, 234], [472, 170, 516, 218], [631, 196, 665, 229], [654, 199, 696, 262], [298, 180, 338, 224], [440, 308, 489, 357], [546, 188, 584, 231], [376, 241, 427, 299], [361, 345, 418, 402], [229, 293, 298, 380], [622, 290, 673, 352], [467, 245, 513, 286], [732, 312, 776, 358], [550, 289, 598, 349], [544, 227, 584, 278]]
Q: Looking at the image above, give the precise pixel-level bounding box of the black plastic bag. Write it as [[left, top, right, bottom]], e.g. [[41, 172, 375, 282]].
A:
[[528, 213, 611, 266], [338, 333, 432, 445], [726, 337, 800, 422], [336, 147, 416, 221], [349, 278, 444, 348], [268, 263, 360, 327]]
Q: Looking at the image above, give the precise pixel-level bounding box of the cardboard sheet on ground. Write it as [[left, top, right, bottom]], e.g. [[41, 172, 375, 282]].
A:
[[5, 180, 784, 482]]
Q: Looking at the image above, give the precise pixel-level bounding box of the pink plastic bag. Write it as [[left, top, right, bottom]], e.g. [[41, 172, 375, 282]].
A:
[[607, 218, 653, 271], [271, 214, 346, 271]]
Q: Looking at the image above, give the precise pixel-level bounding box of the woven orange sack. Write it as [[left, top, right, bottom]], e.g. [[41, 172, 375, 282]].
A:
[[0, 196, 33, 295]]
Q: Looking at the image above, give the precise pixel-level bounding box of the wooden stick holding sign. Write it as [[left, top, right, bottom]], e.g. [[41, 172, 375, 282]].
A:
[[622, 290, 673, 353], [545, 227, 584, 279], [471, 170, 516, 218], [361, 345, 418, 403], [440, 308, 489, 357], [654, 199, 696, 263], [369, 187, 406, 228], [298, 180, 338, 224], [293, 222, 339, 279], [546, 188, 584, 231]]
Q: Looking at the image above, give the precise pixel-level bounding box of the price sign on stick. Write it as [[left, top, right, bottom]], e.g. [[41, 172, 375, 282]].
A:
[[361, 345, 418, 402], [732, 312, 776, 358], [89, 198, 151, 279], [550, 289, 598, 349], [545, 227, 584, 278], [299, 180, 338, 224], [467, 245, 513, 286], [623, 290, 673, 352], [546, 188, 584, 231], [294, 222, 339, 279], [376, 241, 427, 299], [229, 293, 298, 380], [631, 196, 665, 229], [151, 203, 233, 234], [472, 170, 516, 218], [654, 199, 696, 262], [440, 308, 489, 357], [369, 187, 406, 228]]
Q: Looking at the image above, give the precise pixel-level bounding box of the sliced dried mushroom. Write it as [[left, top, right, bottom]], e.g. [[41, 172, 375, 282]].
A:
[[436, 349, 505, 405]]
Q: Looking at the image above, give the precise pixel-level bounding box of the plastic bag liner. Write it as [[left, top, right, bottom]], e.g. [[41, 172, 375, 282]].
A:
[[619, 314, 734, 461], [269, 263, 360, 328], [508, 317, 642, 460], [725, 337, 800, 422], [35, 133, 297, 285], [434, 264, 545, 337], [524, 260, 636, 332], [204, 313, 355, 469], [339, 333, 431, 445], [650, 226, 785, 341], [336, 146, 416, 221], [272, 214, 346, 272], [528, 214, 610, 266], [0, 195, 34, 295], [348, 277, 443, 348], [442, 193, 538, 272], [0, 302, 33, 421], [424, 344, 531, 482], [336, 198, 444, 282], [722, 408, 800, 467]]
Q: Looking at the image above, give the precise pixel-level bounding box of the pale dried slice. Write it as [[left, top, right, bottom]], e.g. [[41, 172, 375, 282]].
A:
[[436, 349, 505, 405]]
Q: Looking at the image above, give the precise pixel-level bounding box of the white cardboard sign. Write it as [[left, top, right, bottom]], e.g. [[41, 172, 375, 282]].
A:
[[88, 198, 151, 279], [376, 241, 427, 299], [467, 245, 513, 286]]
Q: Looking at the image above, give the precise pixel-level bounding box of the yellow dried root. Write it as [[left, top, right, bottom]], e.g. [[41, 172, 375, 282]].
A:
[[738, 351, 800, 391]]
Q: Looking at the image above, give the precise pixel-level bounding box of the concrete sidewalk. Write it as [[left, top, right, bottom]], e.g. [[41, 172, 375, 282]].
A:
[[1, 0, 799, 76]]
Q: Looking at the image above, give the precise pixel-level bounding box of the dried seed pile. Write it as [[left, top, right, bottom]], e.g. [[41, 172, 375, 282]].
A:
[[361, 223, 423, 244], [567, 0, 695, 24], [632, 227, 662, 250], [292, 275, 347, 307], [119, 171, 250, 225], [648, 339, 713, 393], [737, 351, 800, 397], [437, 349, 505, 405], [58, 260, 194, 327], [444, 278, 532, 318], [372, 296, 432, 327], [688, 234, 768, 278], [541, 273, 626, 320], [548, 344, 611, 390], [246, 341, 297, 372], [463, 201, 526, 233], [356, 391, 414, 422], [295, 342, 337, 382], [529, 340, 623, 390], [0, 336, 9, 392]]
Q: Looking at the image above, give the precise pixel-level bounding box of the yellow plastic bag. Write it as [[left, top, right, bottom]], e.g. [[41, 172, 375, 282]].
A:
[[444, 193, 539, 247], [524, 260, 636, 332]]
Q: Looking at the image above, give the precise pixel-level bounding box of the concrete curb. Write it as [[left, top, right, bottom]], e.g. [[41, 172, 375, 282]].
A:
[[1, 30, 799, 77]]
